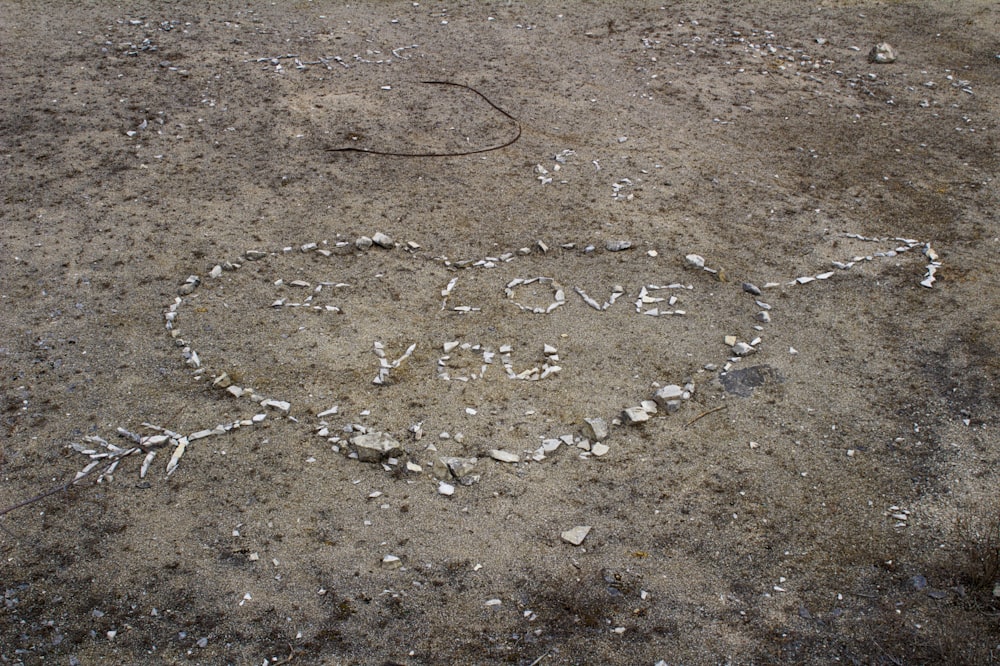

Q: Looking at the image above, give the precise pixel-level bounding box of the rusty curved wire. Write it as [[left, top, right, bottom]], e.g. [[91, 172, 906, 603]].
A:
[[326, 80, 521, 158]]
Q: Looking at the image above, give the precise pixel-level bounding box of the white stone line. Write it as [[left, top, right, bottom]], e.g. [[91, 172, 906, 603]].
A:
[[132, 229, 945, 487]]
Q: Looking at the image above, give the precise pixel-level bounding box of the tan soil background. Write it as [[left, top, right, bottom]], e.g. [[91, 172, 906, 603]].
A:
[[2, 1, 999, 664]]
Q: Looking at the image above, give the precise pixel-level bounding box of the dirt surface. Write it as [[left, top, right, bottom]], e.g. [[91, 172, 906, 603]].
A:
[[2, 2, 999, 664]]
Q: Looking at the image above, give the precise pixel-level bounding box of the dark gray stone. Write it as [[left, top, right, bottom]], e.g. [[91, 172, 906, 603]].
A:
[[719, 365, 783, 397]]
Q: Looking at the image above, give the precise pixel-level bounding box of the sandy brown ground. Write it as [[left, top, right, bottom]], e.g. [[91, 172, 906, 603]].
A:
[[2, 1, 999, 664]]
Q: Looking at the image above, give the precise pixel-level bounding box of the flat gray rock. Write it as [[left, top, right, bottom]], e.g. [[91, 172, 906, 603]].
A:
[[622, 406, 650, 424], [350, 431, 403, 463], [652, 384, 684, 407], [583, 417, 609, 441], [490, 449, 520, 463], [441, 456, 478, 479]]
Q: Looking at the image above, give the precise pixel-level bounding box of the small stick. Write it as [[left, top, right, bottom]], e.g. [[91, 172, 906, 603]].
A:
[[849, 591, 879, 599], [527, 652, 550, 666], [273, 644, 296, 665], [685, 404, 728, 428]]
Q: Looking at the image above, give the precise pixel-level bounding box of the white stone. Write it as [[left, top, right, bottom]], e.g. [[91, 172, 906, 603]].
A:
[[541, 438, 561, 453], [591, 443, 610, 457], [490, 449, 520, 464], [583, 417, 609, 442], [561, 526, 591, 546], [623, 406, 650, 424], [261, 399, 291, 413], [868, 42, 898, 64], [653, 384, 683, 407], [350, 431, 403, 463], [685, 254, 705, 268], [438, 481, 455, 496], [372, 232, 394, 248], [442, 456, 478, 479], [381, 554, 402, 569]]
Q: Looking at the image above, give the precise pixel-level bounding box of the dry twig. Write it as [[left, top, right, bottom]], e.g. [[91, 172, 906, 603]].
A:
[[684, 404, 728, 428]]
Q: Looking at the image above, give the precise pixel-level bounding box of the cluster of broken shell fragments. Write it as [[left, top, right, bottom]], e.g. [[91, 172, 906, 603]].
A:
[[70, 231, 940, 492]]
